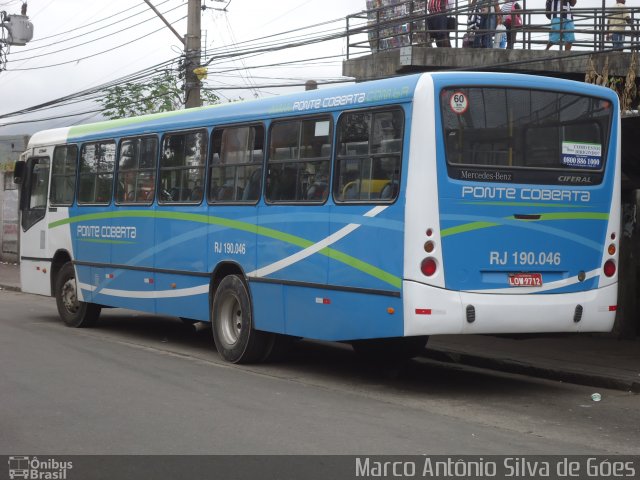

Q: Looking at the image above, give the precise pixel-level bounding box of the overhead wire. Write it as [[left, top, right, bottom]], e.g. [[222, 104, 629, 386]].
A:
[[0, 75, 356, 127], [8, 4, 186, 62], [6, 16, 187, 71], [28, 0, 167, 43], [14, 0, 177, 54], [219, 11, 261, 97], [0, 56, 181, 119]]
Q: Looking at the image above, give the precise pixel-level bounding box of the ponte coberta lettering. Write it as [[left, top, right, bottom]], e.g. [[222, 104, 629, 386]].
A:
[[77, 225, 137, 240], [292, 93, 366, 111], [462, 185, 590, 202]]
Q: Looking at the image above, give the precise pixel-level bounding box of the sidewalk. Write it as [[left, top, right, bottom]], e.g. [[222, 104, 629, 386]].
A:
[[425, 334, 640, 393], [0, 261, 20, 292], [1, 262, 638, 392]]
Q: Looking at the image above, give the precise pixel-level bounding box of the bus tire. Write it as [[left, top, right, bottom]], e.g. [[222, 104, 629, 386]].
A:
[[261, 333, 295, 362], [351, 336, 428, 361], [55, 263, 101, 328], [211, 274, 269, 364]]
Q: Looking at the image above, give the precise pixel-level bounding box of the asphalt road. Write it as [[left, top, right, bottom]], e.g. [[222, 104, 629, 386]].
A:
[[1, 290, 639, 455]]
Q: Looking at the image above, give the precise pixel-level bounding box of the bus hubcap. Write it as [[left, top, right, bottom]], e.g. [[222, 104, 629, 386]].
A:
[[219, 294, 242, 346], [62, 279, 79, 314]]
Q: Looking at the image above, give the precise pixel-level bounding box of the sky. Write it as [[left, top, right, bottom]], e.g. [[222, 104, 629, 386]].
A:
[[0, 0, 616, 137], [0, 0, 368, 135]]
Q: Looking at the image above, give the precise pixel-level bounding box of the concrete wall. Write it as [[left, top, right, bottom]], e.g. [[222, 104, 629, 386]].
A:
[[0, 171, 19, 263], [343, 47, 640, 83], [0, 135, 28, 263]]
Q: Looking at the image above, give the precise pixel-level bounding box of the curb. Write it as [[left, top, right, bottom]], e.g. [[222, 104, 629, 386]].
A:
[[0, 284, 21, 292], [423, 348, 640, 393]]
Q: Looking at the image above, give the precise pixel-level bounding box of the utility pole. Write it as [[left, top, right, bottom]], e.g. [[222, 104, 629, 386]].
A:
[[184, 0, 202, 108], [143, 0, 202, 108]]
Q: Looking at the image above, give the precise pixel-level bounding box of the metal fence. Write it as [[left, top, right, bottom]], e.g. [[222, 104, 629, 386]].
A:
[[346, 1, 640, 58]]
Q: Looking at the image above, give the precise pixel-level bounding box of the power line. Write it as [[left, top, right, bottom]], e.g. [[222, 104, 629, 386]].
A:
[[14, 0, 178, 54], [0, 57, 180, 119], [0, 51, 350, 121], [9, 5, 185, 63], [203, 29, 346, 67], [28, 0, 180, 43], [202, 16, 347, 63], [0, 108, 103, 127], [5, 17, 187, 71], [0, 77, 356, 127], [207, 54, 345, 74], [203, 79, 353, 90]]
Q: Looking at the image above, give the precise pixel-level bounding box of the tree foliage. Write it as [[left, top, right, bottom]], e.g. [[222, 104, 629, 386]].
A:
[[100, 70, 219, 120]]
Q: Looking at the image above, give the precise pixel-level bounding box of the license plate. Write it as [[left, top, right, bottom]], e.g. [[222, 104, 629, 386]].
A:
[[508, 273, 543, 287]]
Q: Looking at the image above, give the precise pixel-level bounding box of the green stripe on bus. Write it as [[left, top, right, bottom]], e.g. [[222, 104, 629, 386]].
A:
[[441, 221, 499, 237], [441, 212, 609, 238], [49, 210, 400, 288], [321, 247, 402, 289], [67, 104, 223, 138], [532, 212, 610, 221], [78, 238, 136, 245]]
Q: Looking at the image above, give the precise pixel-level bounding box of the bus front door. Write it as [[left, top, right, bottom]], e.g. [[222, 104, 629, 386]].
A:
[[19, 156, 52, 296]]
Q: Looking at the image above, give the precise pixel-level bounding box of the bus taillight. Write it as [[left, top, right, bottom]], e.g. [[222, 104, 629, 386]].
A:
[[421, 258, 437, 277], [603, 260, 616, 277]]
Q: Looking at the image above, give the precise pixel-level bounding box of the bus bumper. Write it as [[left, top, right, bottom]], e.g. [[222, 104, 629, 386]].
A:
[[403, 280, 617, 336]]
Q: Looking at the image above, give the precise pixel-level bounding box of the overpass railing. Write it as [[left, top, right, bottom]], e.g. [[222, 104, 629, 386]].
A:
[[346, 1, 640, 58]]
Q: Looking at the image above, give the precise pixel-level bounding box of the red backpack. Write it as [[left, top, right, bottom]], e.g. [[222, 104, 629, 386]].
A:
[[505, 2, 523, 27]]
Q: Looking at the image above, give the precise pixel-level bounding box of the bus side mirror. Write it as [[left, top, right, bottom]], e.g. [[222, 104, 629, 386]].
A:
[[13, 160, 25, 185]]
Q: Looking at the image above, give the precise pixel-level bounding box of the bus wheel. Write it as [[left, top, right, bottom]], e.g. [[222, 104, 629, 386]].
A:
[[55, 263, 101, 328], [211, 275, 269, 364], [261, 333, 295, 362], [351, 336, 428, 361]]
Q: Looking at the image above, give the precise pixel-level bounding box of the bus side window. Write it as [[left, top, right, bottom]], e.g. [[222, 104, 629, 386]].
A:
[[159, 130, 206, 204], [209, 124, 264, 204], [77, 141, 115, 205], [266, 117, 332, 204], [115, 136, 158, 205], [29, 159, 50, 209], [334, 109, 403, 203], [20, 157, 51, 231], [50, 145, 78, 206]]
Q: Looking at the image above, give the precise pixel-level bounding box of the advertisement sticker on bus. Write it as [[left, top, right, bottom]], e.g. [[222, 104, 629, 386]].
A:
[[449, 92, 468, 114], [561, 142, 602, 169]]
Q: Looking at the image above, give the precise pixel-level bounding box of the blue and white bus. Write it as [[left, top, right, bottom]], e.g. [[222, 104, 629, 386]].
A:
[[15, 72, 620, 363]]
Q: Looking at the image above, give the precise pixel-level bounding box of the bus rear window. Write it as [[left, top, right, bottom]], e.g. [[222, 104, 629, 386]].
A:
[[440, 88, 612, 185]]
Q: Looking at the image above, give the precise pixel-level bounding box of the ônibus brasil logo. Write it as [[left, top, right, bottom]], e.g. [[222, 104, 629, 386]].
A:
[[8, 456, 72, 480]]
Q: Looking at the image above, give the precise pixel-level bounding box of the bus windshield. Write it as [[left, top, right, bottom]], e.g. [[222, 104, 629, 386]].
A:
[[440, 87, 613, 185]]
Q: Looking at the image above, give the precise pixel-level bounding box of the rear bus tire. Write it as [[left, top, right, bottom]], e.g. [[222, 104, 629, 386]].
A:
[[55, 263, 101, 328], [211, 274, 270, 364]]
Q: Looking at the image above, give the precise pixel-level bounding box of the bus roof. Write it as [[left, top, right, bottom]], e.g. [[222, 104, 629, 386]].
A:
[[27, 71, 617, 148], [49, 73, 423, 145]]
